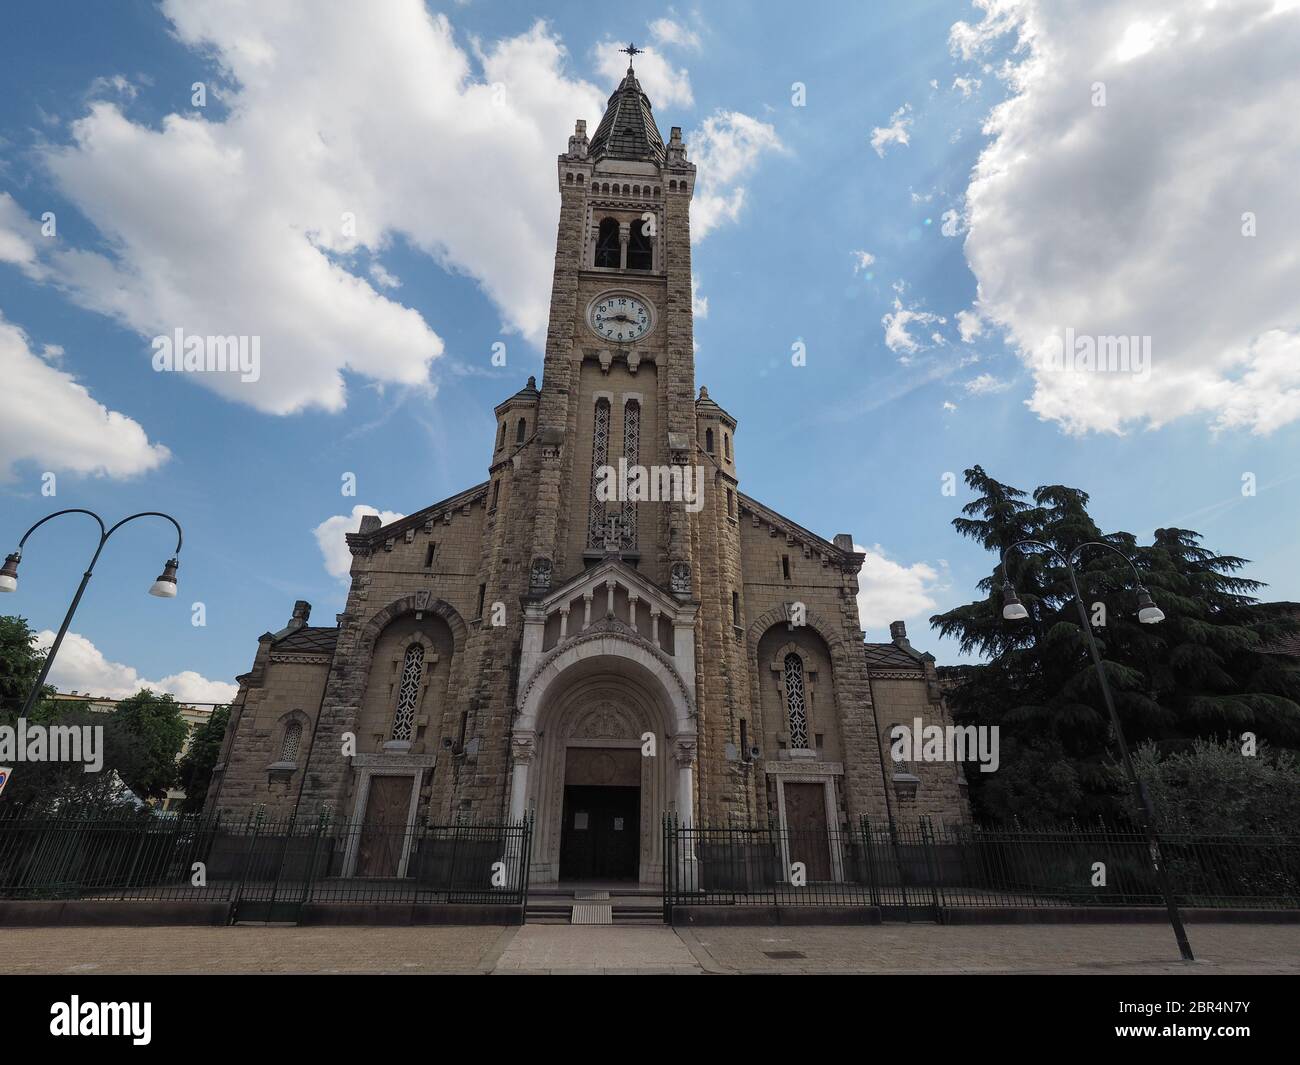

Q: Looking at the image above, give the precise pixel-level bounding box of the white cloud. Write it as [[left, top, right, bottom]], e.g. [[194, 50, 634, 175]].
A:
[[964, 372, 1012, 395], [0, 193, 47, 279], [688, 110, 784, 240], [852, 249, 876, 274], [955, 0, 1300, 435], [870, 103, 913, 157], [593, 40, 693, 108], [854, 543, 948, 632], [882, 295, 942, 356], [0, 311, 169, 481], [649, 17, 702, 52], [314, 504, 405, 581], [33, 630, 238, 704], [19, 6, 633, 415], [942, 400, 959, 412], [957, 309, 984, 343], [952, 76, 982, 97], [691, 273, 709, 318]]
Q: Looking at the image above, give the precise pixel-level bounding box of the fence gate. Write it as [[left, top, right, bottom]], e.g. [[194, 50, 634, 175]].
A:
[[226, 814, 327, 924]]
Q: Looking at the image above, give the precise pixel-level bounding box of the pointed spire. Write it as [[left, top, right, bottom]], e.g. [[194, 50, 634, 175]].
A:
[[589, 43, 665, 164]]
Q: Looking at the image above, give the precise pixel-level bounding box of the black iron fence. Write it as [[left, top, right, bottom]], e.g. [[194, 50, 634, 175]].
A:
[[0, 807, 533, 922], [663, 817, 1300, 920]]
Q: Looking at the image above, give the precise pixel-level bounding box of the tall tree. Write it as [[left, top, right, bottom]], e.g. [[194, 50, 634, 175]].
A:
[[111, 690, 189, 802], [175, 705, 229, 813], [0, 615, 50, 714], [933, 467, 1300, 823]]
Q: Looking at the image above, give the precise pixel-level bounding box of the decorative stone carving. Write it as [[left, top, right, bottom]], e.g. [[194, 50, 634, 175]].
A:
[[510, 732, 536, 764], [672, 737, 697, 767], [570, 701, 637, 740], [529, 557, 553, 594], [670, 561, 691, 595]]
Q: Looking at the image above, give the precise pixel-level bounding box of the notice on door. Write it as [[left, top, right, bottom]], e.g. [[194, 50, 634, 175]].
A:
[[613, 817, 624, 831], [574, 811, 589, 829]]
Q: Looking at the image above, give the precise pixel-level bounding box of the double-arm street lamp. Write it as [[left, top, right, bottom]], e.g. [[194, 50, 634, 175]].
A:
[[0, 509, 184, 719], [1000, 538, 1194, 962]]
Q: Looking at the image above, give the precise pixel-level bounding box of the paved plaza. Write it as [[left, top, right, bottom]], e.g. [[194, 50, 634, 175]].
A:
[[3, 922, 1298, 975]]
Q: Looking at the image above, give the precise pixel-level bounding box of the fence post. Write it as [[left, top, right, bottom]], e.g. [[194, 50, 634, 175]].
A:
[[299, 807, 329, 918], [228, 807, 264, 922], [920, 816, 942, 921], [861, 816, 880, 909]]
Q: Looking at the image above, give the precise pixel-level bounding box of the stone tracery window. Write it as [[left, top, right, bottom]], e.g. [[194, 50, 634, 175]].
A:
[[784, 652, 809, 749], [587, 397, 611, 548], [621, 399, 639, 549], [391, 643, 424, 742], [279, 721, 302, 762]]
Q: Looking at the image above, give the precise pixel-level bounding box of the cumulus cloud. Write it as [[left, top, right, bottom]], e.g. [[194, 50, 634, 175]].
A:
[[870, 103, 913, 156], [957, 309, 984, 343], [0, 311, 169, 481], [33, 630, 238, 704], [852, 249, 876, 274], [854, 543, 949, 632], [688, 110, 784, 240], [314, 504, 405, 581], [955, 0, 1300, 435]]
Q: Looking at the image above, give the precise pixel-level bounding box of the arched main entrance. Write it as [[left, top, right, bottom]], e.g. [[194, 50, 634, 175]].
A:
[[511, 631, 696, 886]]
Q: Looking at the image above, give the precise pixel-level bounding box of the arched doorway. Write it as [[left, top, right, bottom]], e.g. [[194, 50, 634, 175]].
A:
[[511, 633, 696, 886]]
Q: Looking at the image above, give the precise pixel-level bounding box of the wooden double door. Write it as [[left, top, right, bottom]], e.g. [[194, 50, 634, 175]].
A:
[[558, 784, 641, 882], [355, 775, 411, 878], [783, 781, 833, 882]]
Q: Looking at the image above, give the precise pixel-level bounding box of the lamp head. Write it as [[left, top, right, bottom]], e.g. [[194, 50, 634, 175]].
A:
[[149, 557, 179, 598], [1001, 581, 1029, 621], [0, 552, 19, 593], [1136, 586, 1164, 624]]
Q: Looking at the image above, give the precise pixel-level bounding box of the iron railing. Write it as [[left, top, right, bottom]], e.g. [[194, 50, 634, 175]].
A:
[[0, 807, 533, 922], [662, 816, 1300, 920]]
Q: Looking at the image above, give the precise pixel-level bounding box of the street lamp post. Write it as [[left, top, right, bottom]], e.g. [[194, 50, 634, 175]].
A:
[[0, 509, 184, 719], [1000, 538, 1194, 962]]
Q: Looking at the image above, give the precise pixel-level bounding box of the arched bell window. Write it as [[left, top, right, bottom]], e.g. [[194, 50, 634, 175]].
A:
[[595, 218, 620, 268], [784, 652, 809, 749], [627, 218, 653, 270], [516, 417, 526, 444]]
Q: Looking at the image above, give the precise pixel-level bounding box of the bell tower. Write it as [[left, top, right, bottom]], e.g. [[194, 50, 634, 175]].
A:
[[526, 48, 698, 597]]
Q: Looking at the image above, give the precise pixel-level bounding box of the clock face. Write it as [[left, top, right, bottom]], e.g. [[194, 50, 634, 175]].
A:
[[589, 294, 653, 343]]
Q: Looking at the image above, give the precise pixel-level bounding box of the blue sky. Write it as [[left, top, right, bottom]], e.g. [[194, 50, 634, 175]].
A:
[[1, 0, 1298, 702]]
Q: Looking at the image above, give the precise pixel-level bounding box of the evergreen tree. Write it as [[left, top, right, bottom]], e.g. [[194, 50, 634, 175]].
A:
[[933, 467, 1300, 823]]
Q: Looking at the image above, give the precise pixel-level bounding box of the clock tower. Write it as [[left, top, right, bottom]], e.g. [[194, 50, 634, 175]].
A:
[[525, 54, 699, 596]]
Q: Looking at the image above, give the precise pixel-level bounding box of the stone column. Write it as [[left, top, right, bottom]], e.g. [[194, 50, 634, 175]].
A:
[[672, 736, 699, 890]]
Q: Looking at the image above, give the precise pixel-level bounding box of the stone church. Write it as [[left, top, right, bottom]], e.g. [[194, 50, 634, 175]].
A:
[[207, 60, 968, 884]]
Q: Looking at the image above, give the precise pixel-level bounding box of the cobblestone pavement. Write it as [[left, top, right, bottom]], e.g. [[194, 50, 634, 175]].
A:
[[2, 922, 1297, 974]]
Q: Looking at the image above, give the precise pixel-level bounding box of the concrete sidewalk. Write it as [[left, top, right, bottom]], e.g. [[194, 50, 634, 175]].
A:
[[2, 922, 1297, 974]]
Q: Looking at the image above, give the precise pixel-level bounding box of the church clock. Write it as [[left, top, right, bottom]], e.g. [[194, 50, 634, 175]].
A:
[[588, 292, 654, 343]]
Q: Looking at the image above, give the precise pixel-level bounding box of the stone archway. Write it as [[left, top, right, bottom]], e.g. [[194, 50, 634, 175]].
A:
[[510, 633, 696, 886]]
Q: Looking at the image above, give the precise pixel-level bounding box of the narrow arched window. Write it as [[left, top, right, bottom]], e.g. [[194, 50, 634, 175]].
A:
[[496, 421, 506, 451], [724, 433, 731, 460], [587, 398, 611, 547], [705, 428, 714, 454], [784, 653, 809, 749], [621, 400, 640, 548], [280, 721, 302, 762], [628, 218, 652, 270], [392, 644, 424, 742], [595, 218, 620, 268], [516, 417, 526, 443]]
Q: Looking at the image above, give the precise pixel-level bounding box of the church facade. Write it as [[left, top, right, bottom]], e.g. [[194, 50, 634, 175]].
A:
[[207, 62, 969, 884]]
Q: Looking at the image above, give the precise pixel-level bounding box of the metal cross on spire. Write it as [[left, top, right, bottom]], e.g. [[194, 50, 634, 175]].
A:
[[620, 42, 643, 62]]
